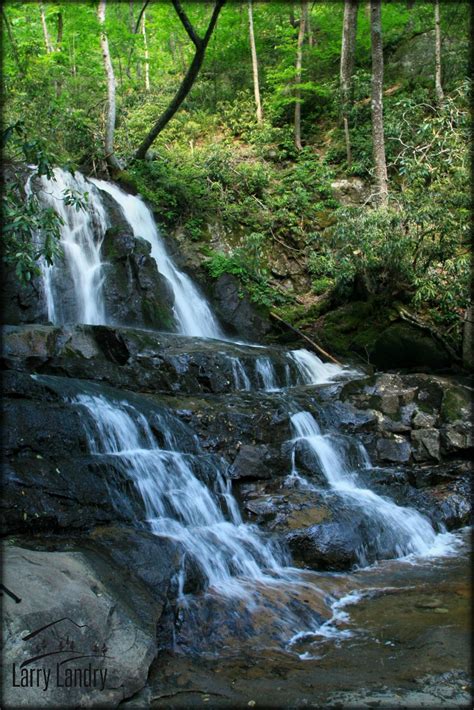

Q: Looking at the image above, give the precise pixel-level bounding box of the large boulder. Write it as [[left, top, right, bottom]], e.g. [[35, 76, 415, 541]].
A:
[[286, 521, 365, 571], [211, 273, 272, 342], [0, 268, 48, 325], [371, 323, 451, 371], [2, 542, 161, 707], [100, 221, 175, 331]]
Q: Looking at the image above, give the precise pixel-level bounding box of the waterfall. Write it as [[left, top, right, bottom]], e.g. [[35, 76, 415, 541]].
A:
[[89, 178, 225, 339], [28, 168, 108, 324], [75, 393, 287, 598], [289, 411, 451, 564], [255, 356, 279, 391], [288, 349, 343, 385]]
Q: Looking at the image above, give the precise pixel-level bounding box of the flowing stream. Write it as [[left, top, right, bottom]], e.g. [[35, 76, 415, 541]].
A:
[[30, 168, 458, 649]]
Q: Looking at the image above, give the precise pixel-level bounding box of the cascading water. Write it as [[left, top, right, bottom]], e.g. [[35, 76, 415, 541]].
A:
[[289, 348, 343, 385], [289, 411, 452, 564], [28, 168, 109, 324], [29, 168, 458, 651], [89, 178, 225, 339], [75, 393, 287, 598]]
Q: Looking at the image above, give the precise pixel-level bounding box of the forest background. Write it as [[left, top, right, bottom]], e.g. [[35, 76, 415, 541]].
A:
[[2, 0, 471, 365]]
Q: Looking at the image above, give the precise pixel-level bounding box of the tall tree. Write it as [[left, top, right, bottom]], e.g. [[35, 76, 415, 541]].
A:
[[340, 0, 359, 167], [248, 0, 263, 124], [434, 0, 444, 103], [294, 1, 307, 151], [97, 0, 122, 173], [141, 11, 150, 92], [370, 0, 388, 206], [38, 1, 53, 54], [134, 0, 225, 161], [2, 7, 22, 74]]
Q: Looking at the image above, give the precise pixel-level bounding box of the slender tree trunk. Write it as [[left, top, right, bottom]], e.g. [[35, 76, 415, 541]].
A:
[[305, 2, 314, 47], [434, 0, 444, 103], [294, 1, 306, 151], [56, 11, 63, 46], [340, 0, 359, 167], [248, 0, 263, 124], [370, 0, 388, 206], [98, 0, 122, 173], [39, 1, 53, 54], [2, 8, 22, 74], [54, 10, 64, 97], [134, 0, 225, 161], [142, 11, 150, 92], [71, 34, 77, 77]]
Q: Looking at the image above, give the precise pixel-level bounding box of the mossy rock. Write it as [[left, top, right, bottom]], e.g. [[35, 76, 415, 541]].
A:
[[372, 323, 451, 371], [440, 386, 470, 424], [315, 301, 390, 359]]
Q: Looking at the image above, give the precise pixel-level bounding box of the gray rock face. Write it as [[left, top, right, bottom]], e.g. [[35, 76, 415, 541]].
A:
[[411, 428, 441, 462], [342, 372, 472, 464], [99, 190, 175, 330], [212, 273, 272, 342], [1, 268, 49, 325], [287, 521, 364, 570], [376, 436, 412, 463], [2, 544, 159, 708], [229, 445, 272, 480], [1, 323, 294, 396]]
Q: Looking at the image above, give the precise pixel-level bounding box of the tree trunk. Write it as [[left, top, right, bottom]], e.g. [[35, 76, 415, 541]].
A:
[[248, 0, 263, 124], [39, 1, 53, 54], [434, 0, 444, 103], [134, 0, 225, 161], [97, 0, 122, 173], [305, 2, 314, 47], [340, 0, 359, 167], [55, 10, 64, 97], [294, 1, 306, 151], [2, 8, 22, 74], [56, 11, 63, 47], [142, 11, 150, 92], [370, 0, 388, 206]]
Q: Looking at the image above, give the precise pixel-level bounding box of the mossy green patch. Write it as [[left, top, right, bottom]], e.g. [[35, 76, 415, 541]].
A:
[[440, 387, 470, 424]]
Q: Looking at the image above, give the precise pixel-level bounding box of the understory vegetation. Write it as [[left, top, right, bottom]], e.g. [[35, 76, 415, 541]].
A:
[[2, 1, 471, 353]]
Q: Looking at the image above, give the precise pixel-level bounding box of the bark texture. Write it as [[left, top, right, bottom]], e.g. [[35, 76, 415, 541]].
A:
[[294, 1, 307, 151], [340, 0, 359, 167], [434, 0, 444, 103], [39, 1, 53, 54], [248, 0, 263, 124], [98, 0, 122, 173], [142, 11, 150, 92], [370, 0, 388, 206]]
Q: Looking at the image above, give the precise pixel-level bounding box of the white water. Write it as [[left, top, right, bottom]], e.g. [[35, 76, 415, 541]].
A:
[[228, 356, 252, 390], [289, 411, 454, 563], [28, 168, 108, 324], [255, 356, 279, 391], [89, 178, 224, 339], [75, 394, 290, 598], [289, 348, 344, 385]]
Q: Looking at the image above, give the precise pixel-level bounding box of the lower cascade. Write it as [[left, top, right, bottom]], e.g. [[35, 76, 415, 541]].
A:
[[288, 411, 447, 564], [70, 379, 456, 648]]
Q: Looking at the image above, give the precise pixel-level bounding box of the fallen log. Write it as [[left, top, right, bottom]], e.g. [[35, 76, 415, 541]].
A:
[[270, 311, 342, 365]]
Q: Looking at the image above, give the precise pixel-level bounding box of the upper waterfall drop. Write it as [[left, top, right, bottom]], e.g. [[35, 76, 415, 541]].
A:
[[28, 168, 109, 325], [89, 178, 225, 339]]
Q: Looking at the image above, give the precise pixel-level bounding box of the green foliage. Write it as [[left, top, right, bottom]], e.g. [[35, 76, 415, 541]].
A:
[[2, 0, 470, 349], [2, 121, 89, 283], [309, 82, 470, 342]]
